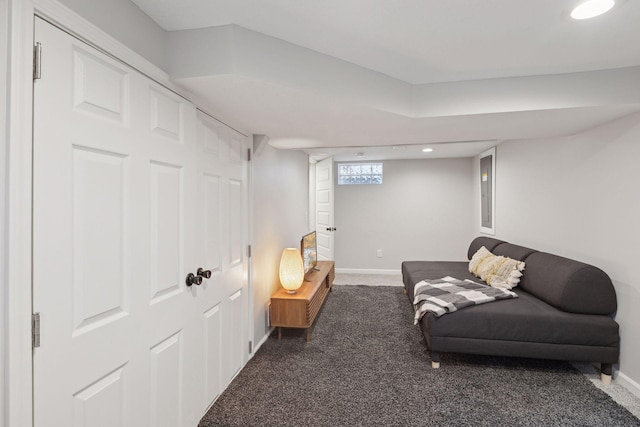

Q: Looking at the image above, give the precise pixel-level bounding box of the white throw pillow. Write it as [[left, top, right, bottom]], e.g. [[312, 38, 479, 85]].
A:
[[469, 246, 525, 290]]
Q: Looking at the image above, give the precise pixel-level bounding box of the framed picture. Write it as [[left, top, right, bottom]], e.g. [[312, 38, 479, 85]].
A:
[[479, 147, 495, 235]]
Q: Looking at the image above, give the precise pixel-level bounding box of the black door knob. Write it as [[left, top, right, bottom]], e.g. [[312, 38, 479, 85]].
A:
[[186, 272, 202, 287], [197, 268, 212, 279]]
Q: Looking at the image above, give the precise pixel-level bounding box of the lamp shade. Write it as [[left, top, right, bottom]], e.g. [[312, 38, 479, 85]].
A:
[[279, 248, 304, 294]]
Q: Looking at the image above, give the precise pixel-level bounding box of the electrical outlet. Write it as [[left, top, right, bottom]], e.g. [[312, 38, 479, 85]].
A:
[[377, 249, 383, 258]]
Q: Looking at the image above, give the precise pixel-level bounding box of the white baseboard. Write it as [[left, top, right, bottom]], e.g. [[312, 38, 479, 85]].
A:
[[616, 370, 640, 399], [336, 268, 401, 275], [250, 328, 274, 359]]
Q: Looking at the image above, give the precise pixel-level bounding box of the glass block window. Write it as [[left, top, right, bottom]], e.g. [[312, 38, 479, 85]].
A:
[[337, 163, 383, 185]]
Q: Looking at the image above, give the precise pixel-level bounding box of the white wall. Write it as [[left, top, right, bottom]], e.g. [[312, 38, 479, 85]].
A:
[[488, 112, 640, 394], [335, 158, 475, 271], [57, 0, 167, 70], [0, 0, 8, 422], [252, 145, 309, 348]]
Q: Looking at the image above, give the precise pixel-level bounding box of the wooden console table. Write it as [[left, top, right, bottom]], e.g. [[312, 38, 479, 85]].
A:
[[270, 260, 335, 341]]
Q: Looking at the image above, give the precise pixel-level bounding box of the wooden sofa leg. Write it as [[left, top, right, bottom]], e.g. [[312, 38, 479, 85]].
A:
[[601, 363, 613, 385], [431, 352, 440, 369]]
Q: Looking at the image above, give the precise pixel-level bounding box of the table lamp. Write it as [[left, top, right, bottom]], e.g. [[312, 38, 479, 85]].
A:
[[279, 248, 304, 294]]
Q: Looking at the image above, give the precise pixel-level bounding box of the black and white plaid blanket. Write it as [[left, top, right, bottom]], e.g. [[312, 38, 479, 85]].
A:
[[413, 276, 518, 324]]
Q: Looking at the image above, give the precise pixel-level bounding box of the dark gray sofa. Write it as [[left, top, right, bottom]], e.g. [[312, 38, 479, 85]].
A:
[[402, 236, 619, 383]]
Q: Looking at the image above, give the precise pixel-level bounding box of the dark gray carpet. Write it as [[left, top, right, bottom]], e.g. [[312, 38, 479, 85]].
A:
[[199, 285, 640, 427]]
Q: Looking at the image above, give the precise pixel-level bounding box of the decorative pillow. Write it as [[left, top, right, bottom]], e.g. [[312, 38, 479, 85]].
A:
[[469, 246, 493, 275], [469, 246, 525, 290]]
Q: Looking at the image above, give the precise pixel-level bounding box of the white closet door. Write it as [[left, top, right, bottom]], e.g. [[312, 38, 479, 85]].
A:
[[32, 17, 248, 426], [316, 157, 335, 260], [194, 112, 250, 409]]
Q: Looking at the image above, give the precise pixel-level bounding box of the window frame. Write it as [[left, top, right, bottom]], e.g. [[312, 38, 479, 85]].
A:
[[337, 162, 384, 185]]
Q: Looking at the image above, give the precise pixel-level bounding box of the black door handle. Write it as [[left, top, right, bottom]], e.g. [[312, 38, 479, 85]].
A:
[[186, 272, 202, 287], [197, 267, 212, 279], [325, 227, 337, 232]]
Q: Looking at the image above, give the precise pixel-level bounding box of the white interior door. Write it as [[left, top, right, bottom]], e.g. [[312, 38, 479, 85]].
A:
[[32, 18, 249, 426], [315, 157, 335, 260], [195, 112, 249, 409]]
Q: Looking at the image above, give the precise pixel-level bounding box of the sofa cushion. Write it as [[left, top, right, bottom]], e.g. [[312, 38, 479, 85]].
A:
[[421, 290, 619, 347], [402, 261, 477, 298], [519, 252, 617, 315], [467, 237, 505, 260], [492, 242, 537, 261]]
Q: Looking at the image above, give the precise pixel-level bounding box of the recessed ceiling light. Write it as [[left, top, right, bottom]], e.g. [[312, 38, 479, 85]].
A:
[[422, 148, 434, 153], [570, 0, 615, 20]]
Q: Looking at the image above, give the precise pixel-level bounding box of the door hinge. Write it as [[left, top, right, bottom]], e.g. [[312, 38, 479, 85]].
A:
[[247, 148, 252, 161], [249, 341, 253, 354], [32, 312, 41, 348], [33, 42, 42, 81], [247, 244, 252, 258]]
